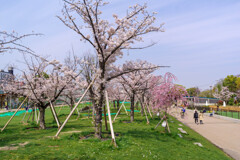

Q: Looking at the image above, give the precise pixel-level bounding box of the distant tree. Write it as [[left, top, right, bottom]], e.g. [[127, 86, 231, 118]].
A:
[[59, 54, 84, 111], [236, 77, 240, 90], [186, 87, 200, 97], [213, 81, 223, 94], [222, 75, 238, 92], [106, 80, 125, 110], [199, 89, 213, 98], [213, 87, 233, 102], [117, 60, 158, 122]]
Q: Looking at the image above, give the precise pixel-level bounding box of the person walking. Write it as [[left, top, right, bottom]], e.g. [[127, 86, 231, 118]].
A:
[[199, 111, 204, 124], [193, 111, 199, 124]]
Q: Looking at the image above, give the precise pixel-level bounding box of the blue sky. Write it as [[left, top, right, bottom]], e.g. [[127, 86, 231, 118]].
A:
[[0, 0, 240, 90]]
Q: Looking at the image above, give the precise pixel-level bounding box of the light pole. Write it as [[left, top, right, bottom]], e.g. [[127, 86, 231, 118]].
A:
[[210, 86, 212, 97]]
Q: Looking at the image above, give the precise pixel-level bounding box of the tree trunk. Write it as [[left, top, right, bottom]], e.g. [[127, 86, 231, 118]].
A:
[[130, 94, 135, 122], [91, 100, 96, 122], [95, 81, 105, 139], [95, 105, 102, 138], [117, 100, 120, 111], [136, 101, 139, 110], [113, 100, 116, 109], [141, 104, 144, 116], [70, 98, 74, 111], [141, 95, 144, 116], [39, 107, 46, 129], [103, 105, 108, 131]]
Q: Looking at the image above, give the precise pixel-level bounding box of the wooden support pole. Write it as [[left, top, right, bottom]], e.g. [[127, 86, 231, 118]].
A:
[[57, 106, 63, 115], [55, 75, 97, 137], [76, 108, 80, 117], [27, 109, 33, 122], [76, 102, 85, 120], [37, 109, 40, 124], [32, 107, 35, 122], [22, 110, 28, 122], [50, 101, 61, 128], [105, 91, 117, 147], [137, 95, 149, 124], [76, 110, 81, 120], [1, 96, 28, 132], [155, 117, 164, 129], [122, 103, 129, 115], [35, 106, 38, 122], [143, 106, 149, 124], [146, 104, 153, 118], [113, 96, 127, 122], [166, 120, 171, 133]]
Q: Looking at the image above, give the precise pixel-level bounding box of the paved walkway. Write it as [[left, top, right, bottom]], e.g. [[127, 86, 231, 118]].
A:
[[173, 109, 240, 160]]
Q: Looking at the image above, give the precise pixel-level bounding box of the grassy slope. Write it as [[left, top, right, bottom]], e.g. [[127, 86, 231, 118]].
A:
[[0, 105, 232, 160]]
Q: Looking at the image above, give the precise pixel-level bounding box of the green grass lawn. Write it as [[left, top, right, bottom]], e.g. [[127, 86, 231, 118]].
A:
[[216, 110, 240, 119], [0, 104, 232, 160]]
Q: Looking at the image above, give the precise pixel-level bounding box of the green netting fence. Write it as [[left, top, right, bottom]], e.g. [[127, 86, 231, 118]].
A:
[[0, 109, 33, 117]]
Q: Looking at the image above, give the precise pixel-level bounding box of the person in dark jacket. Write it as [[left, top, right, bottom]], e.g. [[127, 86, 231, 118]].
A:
[[193, 111, 199, 124]]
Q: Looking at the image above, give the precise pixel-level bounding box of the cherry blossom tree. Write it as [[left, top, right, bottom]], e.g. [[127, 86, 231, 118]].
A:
[[58, 0, 164, 138], [213, 87, 233, 103], [79, 54, 98, 106], [58, 54, 84, 111], [118, 60, 159, 122], [152, 73, 187, 111], [137, 75, 163, 116], [151, 73, 188, 132], [2, 56, 85, 129], [106, 79, 125, 110]]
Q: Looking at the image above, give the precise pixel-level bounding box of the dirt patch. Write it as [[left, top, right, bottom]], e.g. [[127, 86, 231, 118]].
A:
[[80, 135, 91, 140], [0, 146, 19, 151], [101, 138, 112, 141], [62, 130, 82, 134], [48, 146, 59, 148], [46, 136, 54, 138], [25, 127, 39, 130], [0, 141, 29, 151], [122, 121, 131, 123], [80, 132, 121, 140], [19, 142, 29, 146]]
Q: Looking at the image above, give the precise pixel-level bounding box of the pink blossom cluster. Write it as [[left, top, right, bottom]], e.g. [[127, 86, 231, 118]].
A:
[[151, 73, 188, 111]]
